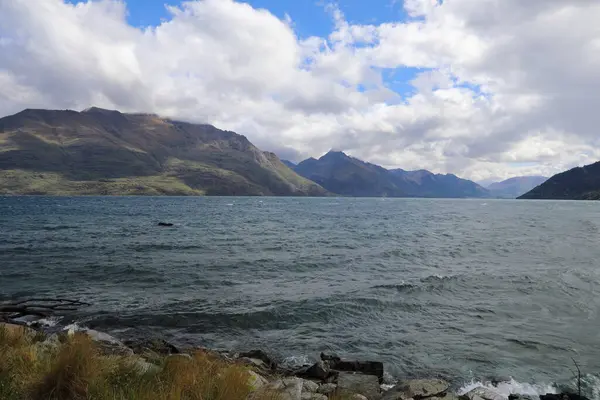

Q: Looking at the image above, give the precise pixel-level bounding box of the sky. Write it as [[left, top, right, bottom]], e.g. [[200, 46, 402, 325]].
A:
[[1, 0, 600, 181]]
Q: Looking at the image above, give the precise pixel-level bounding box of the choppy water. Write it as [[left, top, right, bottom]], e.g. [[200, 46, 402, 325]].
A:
[[2, 197, 600, 395]]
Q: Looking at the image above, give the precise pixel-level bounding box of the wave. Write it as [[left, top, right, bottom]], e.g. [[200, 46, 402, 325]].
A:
[[458, 378, 557, 398]]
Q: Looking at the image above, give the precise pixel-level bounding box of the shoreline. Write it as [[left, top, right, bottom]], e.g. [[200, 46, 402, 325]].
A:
[[0, 314, 588, 400]]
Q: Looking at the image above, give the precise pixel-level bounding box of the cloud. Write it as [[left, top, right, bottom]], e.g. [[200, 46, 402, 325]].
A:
[[1, 0, 599, 180]]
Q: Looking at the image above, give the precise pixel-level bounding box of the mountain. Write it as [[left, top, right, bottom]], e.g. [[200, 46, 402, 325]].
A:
[[519, 162, 600, 200], [0, 108, 327, 196], [281, 160, 296, 169], [486, 176, 548, 198], [390, 169, 490, 198], [294, 151, 408, 197], [293, 151, 489, 198]]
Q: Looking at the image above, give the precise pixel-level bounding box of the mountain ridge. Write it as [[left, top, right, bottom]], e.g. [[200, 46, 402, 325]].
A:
[[486, 176, 548, 198], [292, 150, 490, 198], [0, 107, 328, 196], [519, 162, 600, 200]]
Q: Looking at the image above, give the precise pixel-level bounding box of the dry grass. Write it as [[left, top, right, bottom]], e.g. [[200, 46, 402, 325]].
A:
[[0, 325, 258, 400]]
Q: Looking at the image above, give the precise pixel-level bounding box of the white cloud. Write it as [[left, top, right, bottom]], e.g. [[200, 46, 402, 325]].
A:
[[1, 0, 599, 180]]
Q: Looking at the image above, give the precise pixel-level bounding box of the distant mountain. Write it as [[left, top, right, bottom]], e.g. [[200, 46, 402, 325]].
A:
[[281, 160, 296, 169], [519, 162, 600, 200], [0, 107, 328, 196], [487, 176, 548, 198], [390, 169, 490, 198], [293, 150, 489, 198], [294, 151, 408, 197]]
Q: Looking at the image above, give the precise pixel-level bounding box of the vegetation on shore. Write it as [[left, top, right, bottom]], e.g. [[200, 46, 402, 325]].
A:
[[0, 324, 262, 400]]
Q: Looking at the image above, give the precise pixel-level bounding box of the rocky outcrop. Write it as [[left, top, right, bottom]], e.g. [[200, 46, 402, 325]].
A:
[[338, 372, 381, 400], [382, 379, 450, 400]]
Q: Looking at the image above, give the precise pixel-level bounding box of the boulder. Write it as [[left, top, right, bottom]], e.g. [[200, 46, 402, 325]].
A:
[[300, 361, 331, 380], [463, 387, 505, 400], [321, 353, 384, 383], [302, 380, 320, 393], [239, 349, 277, 370], [133, 359, 161, 374], [266, 377, 303, 400], [247, 370, 268, 391], [338, 372, 381, 400], [82, 329, 133, 357], [240, 357, 268, 370], [382, 379, 450, 400], [352, 395, 369, 400], [318, 383, 338, 395]]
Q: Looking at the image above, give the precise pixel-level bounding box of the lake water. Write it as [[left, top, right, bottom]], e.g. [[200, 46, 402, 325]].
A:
[[1, 196, 600, 396]]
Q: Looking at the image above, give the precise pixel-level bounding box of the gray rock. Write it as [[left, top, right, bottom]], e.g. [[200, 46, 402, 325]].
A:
[[247, 370, 268, 391], [382, 379, 450, 400], [318, 383, 338, 395], [508, 395, 537, 400], [302, 360, 331, 380], [303, 380, 320, 393], [338, 372, 381, 400], [239, 349, 277, 370], [133, 359, 161, 374], [463, 387, 505, 400], [321, 353, 385, 384], [352, 395, 369, 400], [268, 377, 303, 400], [240, 357, 267, 370]]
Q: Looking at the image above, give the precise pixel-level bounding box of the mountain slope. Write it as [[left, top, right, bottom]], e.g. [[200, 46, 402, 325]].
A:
[[390, 169, 489, 198], [487, 176, 547, 198], [519, 162, 600, 200], [0, 108, 327, 196], [294, 151, 408, 197], [293, 151, 489, 198]]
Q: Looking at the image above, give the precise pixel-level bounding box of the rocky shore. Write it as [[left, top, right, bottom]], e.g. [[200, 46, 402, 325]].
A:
[[0, 317, 591, 400]]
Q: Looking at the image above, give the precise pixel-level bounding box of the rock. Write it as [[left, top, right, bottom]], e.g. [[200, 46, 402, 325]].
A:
[[247, 370, 268, 391], [300, 360, 331, 380], [382, 379, 450, 400], [509, 395, 537, 400], [338, 372, 381, 400], [83, 329, 134, 356], [318, 383, 338, 395], [321, 353, 384, 383], [124, 338, 180, 356], [264, 377, 303, 400], [302, 393, 328, 400], [352, 395, 369, 400], [463, 387, 505, 400], [157, 222, 174, 227], [133, 359, 161, 374], [34, 333, 62, 352], [302, 380, 320, 393], [240, 357, 268, 370], [239, 349, 277, 370]]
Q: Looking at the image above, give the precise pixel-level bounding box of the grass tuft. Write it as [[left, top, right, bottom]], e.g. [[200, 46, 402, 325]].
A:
[[0, 325, 258, 400]]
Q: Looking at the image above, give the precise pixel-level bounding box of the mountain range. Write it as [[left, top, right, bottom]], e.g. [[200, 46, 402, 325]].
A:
[[290, 151, 489, 198], [0, 107, 598, 199], [0, 108, 326, 196]]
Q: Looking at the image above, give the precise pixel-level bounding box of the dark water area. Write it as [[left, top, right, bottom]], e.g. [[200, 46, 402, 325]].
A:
[[2, 196, 600, 394]]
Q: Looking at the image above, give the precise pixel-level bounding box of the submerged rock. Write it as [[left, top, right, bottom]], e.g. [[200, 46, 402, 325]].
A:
[[337, 372, 381, 400], [157, 222, 174, 227], [382, 379, 450, 400]]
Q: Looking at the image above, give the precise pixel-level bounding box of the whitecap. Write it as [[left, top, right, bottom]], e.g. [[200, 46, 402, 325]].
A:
[[459, 378, 557, 399]]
